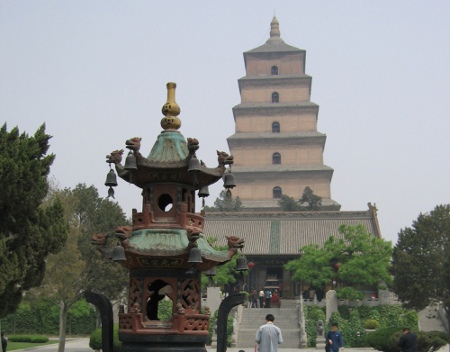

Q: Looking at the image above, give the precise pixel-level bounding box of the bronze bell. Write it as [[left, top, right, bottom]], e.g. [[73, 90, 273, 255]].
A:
[[223, 172, 236, 189], [188, 155, 201, 173], [105, 169, 118, 187], [188, 246, 203, 263], [236, 256, 248, 272], [206, 267, 216, 276], [198, 185, 210, 198], [112, 245, 126, 261], [124, 151, 137, 170]]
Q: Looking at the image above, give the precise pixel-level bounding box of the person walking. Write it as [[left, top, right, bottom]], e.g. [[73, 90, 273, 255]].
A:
[[255, 314, 283, 352], [251, 290, 259, 308], [326, 323, 344, 352], [399, 328, 417, 352], [259, 289, 265, 308], [1, 332, 7, 352], [264, 289, 271, 308]]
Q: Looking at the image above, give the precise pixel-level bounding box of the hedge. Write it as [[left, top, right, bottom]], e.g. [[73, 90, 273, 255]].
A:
[[8, 335, 49, 343], [0, 299, 97, 335], [90, 324, 122, 351]]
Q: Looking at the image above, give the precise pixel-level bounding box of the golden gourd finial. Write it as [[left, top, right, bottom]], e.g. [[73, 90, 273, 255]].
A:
[[161, 82, 181, 131]]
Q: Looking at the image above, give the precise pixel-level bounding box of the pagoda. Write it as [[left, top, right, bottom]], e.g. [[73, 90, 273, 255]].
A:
[[228, 17, 340, 210]]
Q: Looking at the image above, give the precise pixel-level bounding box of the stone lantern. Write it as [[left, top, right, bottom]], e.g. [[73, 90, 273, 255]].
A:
[[94, 82, 243, 352]]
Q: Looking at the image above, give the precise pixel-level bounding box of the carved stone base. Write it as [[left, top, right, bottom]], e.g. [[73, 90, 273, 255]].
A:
[[119, 333, 207, 352]]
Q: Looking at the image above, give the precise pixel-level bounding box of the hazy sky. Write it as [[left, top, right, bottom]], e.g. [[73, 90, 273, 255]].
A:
[[1, 1, 449, 244]]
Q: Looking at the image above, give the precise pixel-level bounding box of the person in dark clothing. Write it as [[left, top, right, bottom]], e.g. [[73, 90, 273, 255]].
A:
[[399, 328, 417, 352], [1, 332, 7, 352], [326, 323, 344, 352]]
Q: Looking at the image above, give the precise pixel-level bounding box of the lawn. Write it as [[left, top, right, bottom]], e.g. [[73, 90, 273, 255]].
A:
[[7, 340, 58, 350]]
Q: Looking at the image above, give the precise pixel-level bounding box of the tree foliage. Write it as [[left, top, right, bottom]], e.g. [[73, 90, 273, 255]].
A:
[[285, 224, 392, 298], [278, 187, 323, 211], [204, 190, 243, 212], [278, 194, 302, 211], [29, 184, 129, 352], [299, 186, 322, 210], [0, 124, 68, 318], [201, 239, 245, 288], [391, 204, 450, 321]]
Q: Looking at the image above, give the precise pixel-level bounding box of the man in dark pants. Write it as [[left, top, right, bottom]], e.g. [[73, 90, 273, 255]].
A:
[[399, 328, 417, 352], [326, 323, 344, 352], [1, 332, 7, 352]]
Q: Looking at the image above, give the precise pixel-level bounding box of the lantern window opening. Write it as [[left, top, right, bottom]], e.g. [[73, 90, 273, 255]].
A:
[[158, 194, 173, 212]]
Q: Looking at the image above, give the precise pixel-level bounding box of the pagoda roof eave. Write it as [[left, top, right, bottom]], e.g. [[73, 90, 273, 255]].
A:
[[123, 229, 233, 269], [116, 160, 225, 189]]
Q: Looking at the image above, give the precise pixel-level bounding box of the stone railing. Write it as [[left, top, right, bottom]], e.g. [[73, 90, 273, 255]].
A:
[[302, 289, 400, 307], [297, 299, 307, 348]]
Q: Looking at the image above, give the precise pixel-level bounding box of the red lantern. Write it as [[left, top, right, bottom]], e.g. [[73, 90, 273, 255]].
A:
[[247, 261, 255, 269], [334, 262, 341, 270]]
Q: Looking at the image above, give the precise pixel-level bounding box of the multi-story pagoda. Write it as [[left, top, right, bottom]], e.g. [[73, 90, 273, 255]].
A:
[[97, 82, 243, 352], [204, 18, 382, 300], [228, 17, 340, 210]]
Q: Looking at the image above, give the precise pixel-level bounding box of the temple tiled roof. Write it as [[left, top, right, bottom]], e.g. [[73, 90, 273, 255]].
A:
[[203, 210, 381, 256]]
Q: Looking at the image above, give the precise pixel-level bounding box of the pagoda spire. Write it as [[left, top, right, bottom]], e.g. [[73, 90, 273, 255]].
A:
[[270, 16, 280, 38]]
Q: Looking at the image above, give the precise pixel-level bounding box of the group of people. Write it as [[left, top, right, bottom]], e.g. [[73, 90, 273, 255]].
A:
[[249, 289, 281, 309], [254, 316, 417, 352], [254, 315, 344, 352]]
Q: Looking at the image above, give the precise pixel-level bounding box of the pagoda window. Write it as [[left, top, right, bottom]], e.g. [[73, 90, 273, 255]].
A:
[[272, 92, 279, 103], [271, 66, 279, 75], [272, 152, 281, 165], [273, 187, 282, 199], [272, 122, 280, 133]]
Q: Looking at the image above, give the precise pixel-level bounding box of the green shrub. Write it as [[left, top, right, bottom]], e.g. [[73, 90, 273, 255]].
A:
[[1, 298, 96, 335], [89, 324, 121, 352], [8, 335, 49, 343], [364, 319, 380, 329], [304, 305, 326, 347], [158, 298, 173, 321], [207, 310, 234, 347], [336, 287, 365, 301], [387, 330, 449, 352], [365, 326, 403, 351]]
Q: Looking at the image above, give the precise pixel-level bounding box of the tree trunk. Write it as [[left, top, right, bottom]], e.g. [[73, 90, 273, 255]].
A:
[[58, 299, 69, 352]]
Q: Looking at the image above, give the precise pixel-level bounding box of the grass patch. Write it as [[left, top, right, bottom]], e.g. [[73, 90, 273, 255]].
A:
[[7, 340, 58, 350]]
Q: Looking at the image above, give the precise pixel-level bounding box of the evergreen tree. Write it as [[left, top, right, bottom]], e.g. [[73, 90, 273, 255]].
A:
[[299, 186, 322, 210], [278, 194, 302, 211], [391, 204, 450, 321], [0, 124, 68, 318], [204, 190, 243, 212]]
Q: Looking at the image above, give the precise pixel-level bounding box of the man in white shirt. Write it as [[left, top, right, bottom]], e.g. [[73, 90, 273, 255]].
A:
[[255, 314, 283, 352]]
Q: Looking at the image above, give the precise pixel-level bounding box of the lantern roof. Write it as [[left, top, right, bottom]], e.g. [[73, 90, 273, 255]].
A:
[[107, 82, 233, 189]]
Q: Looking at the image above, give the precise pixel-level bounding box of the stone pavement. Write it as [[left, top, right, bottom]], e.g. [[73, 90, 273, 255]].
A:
[[13, 337, 449, 352]]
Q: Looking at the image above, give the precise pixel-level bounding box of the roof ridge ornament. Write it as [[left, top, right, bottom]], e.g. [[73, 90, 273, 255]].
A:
[[161, 82, 181, 131]]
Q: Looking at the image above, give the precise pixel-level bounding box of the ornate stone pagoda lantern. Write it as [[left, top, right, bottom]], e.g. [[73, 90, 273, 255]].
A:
[[97, 82, 243, 352]]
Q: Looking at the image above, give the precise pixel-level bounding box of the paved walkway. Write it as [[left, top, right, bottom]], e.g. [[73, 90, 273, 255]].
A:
[[13, 338, 449, 352]]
